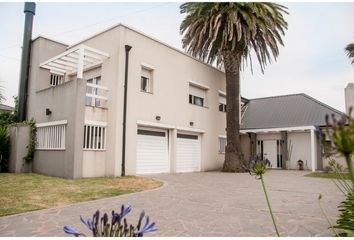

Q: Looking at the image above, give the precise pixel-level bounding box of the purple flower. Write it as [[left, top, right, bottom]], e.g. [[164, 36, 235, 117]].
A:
[[137, 216, 157, 236], [243, 154, 270, 178], [80, 216, 95, 231], [120, 204, 132, 218], [63, 225, 84, 237]]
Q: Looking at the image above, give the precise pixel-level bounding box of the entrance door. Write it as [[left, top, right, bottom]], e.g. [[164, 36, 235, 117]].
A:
[[263, 140, 278, 169]]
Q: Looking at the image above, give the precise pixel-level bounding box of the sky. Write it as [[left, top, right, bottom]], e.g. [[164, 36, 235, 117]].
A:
[[0, 2, 353, 112]]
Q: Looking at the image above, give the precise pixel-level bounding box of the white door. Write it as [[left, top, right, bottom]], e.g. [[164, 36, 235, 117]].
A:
[[176, 133, 201, 173], [263, 140, 278, 169], [136, 129, 169, 174]]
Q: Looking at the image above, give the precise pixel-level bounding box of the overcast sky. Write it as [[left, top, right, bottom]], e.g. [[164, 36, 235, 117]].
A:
[[0, 2, 353, 112]]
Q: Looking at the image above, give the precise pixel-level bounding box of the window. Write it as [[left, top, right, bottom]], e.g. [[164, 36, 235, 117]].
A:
[[86, 76, 101, 107], [219, 137, 227, 153], [141, 67, 153, 93], [36, 121, 67, 150], [50, 73, 64, 86], [83, 122, 106, 150], [189, 84, 207, 107], [219, 94, 226, 112], [276, 140, 283, 168], [257, 140, 264, 158]]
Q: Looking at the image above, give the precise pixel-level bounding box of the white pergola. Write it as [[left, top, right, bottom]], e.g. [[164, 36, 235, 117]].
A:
[[40, 45, 109, 79]]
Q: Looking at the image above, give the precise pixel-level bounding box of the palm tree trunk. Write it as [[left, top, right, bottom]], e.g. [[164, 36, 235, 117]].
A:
[[222, 50, 245, 172]]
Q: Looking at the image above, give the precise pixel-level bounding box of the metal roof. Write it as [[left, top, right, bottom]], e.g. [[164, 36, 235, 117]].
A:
[[241, 93, 344, 130]]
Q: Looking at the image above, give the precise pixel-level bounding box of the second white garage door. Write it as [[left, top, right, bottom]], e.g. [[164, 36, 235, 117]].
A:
[[136, 129, 169, 174], [176, 133, 201, 173]]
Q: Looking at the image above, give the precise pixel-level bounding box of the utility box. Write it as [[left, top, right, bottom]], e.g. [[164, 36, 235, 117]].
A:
[[8, 124, 32, 173]]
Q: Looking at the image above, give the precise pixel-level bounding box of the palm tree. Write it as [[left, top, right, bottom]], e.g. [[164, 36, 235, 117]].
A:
[[180, 3, 288, 172], [346, 42, 354, 65]]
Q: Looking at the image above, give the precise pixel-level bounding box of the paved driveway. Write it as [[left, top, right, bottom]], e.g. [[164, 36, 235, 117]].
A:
[[0, 171, 344, 237]]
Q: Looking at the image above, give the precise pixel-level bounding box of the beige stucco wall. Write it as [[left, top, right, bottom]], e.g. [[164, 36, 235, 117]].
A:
[[28, 25, 228, 178], [287, 132, 312, 170], [27, 37, 86, 178]]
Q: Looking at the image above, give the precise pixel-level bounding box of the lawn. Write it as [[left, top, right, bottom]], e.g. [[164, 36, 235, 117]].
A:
[[305, 172, 351, 180], [0, 173, 162, 217]]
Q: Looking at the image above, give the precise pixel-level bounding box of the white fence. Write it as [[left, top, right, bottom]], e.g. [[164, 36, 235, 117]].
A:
[[83, 121, 107, 150], [36, 120, 67, 150]]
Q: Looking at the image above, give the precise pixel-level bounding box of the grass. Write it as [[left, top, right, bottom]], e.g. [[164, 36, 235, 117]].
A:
[[0, 173, 162, 217], [305, 172, 351, 180]]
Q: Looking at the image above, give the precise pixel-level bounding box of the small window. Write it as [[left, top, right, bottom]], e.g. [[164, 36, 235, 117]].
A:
[[50, 73, 64, 86], [141, 67, 153, 93], [86, 76, 101, 107], [219, 137, 227, 153], [36, 123, 66, 150], [219, 94, 226, 112], [83, 124, 106, 150], [189, 85, 206, 107]]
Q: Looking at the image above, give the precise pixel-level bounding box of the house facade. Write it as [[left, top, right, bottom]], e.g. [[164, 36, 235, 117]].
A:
[[239, 94, 344, 171], [26, 23, 346, 179], [27, 24, 228, 178]]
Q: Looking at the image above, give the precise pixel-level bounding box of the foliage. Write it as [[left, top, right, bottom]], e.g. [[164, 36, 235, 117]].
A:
[[323, 109, 354, 236], [333, 189, 354, 236], [180, 2, 288, 70], [243, 155, 280, 236], [0, 111, 16, 126], [63, 205, 157, 237], [345, 42, 354, 65], [22, 118, 37, 163], [0, 125, 10, 172]]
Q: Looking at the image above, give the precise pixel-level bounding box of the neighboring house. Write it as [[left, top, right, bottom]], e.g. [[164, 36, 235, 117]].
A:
[[0, 104, 14, 113], [27, 24, 227, 178], [239, 94, 344, 171], [26, 23, 346, 179]]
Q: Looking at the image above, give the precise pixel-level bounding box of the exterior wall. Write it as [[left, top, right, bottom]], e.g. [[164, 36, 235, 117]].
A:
[[287, 132, 312, 170], [240, 134, 251, 162], [27, 37, 86, 178], [8, 124, 31, 173], [117, 26, 226, 175]]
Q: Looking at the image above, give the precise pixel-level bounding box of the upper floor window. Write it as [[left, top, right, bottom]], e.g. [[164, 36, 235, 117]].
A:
[[50, 73, 64, 86], [86, 76, 101, 107], [141, 67, 153, 93], [189, 84, 207, 107], [219, 94, 226, 112]]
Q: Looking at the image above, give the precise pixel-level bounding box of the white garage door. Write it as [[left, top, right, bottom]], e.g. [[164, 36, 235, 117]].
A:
[[136, 129, 169, 174], [176, 133, 201, 173]]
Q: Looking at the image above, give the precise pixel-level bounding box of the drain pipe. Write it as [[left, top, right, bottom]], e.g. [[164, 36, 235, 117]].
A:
[[17, 2, 36, 122], [121, 45, 132, 177]]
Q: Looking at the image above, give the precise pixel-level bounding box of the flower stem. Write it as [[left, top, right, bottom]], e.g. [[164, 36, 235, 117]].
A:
[[345, 154, 354, 186], [318, 195, 339, 237], [260, 174, 280, 237]]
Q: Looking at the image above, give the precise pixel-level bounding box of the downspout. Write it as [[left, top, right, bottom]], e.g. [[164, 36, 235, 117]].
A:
[[121, 45, 132, 177], [17, 2, 36, 122]]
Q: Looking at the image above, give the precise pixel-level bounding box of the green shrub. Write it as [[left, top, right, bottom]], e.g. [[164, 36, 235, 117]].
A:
[[334, 189, 354, 236], [0, 125, 10, 172]]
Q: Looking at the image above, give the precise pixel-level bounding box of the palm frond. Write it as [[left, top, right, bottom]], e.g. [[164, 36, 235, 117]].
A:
[[345, 43, 354, 65], [180, 2, 288, 72]]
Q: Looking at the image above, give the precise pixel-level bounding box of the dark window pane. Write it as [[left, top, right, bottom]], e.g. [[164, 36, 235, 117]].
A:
[[189, 94, 193, 104], [177, 133, 198, 140], [141, 76, 148, 91], [219, 104, 223, 112], [194, 96, 204, 106], [137, 129, 165, 137]]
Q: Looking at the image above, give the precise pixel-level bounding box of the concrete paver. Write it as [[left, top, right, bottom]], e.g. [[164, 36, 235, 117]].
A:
[[0, 170, 344, 236]]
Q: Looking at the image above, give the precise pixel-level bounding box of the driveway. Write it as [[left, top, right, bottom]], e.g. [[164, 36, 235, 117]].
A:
[[0, 171, 344, 237]]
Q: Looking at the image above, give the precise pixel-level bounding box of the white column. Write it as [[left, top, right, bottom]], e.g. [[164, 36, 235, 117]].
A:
[[310, 128, 317, 172], [77, 45, 84, 79]]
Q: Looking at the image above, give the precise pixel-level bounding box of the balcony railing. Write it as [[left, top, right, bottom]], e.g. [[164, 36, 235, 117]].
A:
[[85, 83, 108, 107]]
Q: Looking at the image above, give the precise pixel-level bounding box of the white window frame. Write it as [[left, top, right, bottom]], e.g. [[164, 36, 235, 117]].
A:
[[218, 93, 226, 112], [86, 76, 102, 107], [50, 73, 64, 86], [141, 66, 153, 93], [83, 120, 107, 150], [36, 120, 67, 150], [189, 83, 207, 107], [218, 136, 227, 154]]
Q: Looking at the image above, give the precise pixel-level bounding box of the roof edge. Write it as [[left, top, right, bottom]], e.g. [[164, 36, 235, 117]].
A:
[[32, 35, 69, 46], [67, 22, 225, 74]]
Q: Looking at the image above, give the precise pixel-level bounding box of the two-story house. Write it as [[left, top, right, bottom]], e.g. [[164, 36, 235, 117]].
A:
[[27, 23, 229, 178]]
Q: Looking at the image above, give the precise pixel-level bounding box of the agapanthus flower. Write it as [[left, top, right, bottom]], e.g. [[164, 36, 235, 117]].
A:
[[136, 216, 157, 236], [243, 154, 270, 179], [63, 225, 85, 237]]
